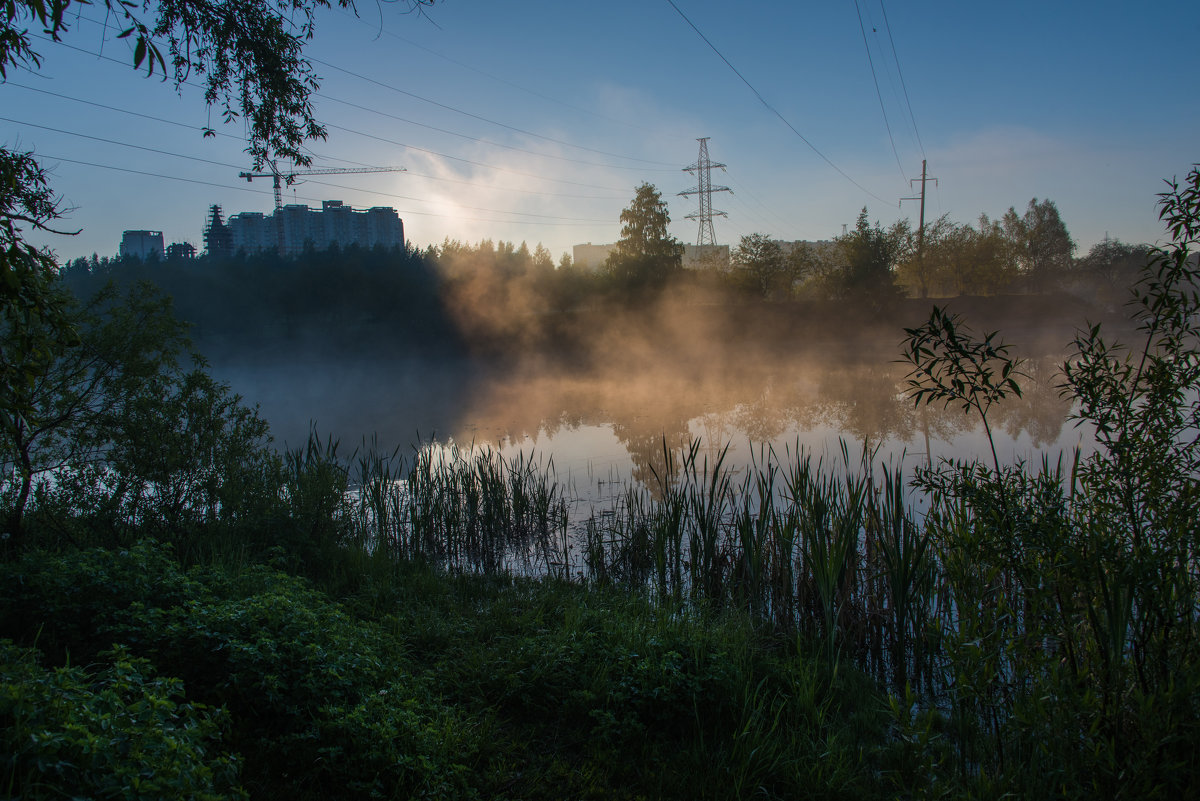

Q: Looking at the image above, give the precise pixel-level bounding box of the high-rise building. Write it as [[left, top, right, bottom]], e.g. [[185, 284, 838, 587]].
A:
[[119, 230, 164, 260], [225, 201, 404, 256]]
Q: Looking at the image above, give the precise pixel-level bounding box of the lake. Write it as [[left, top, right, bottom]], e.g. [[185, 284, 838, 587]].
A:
[[210, 315, 1094, 510]]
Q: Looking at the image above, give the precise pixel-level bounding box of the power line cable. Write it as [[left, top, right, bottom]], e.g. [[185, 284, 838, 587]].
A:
[[877, 0, 925, 158], [9, 75, 625, 200], [33, 34, 650, 196], [314, 91, 666, 172], [852, 0, 907, 183], [5, 116, 619, 223], [321, 122, 636, 193], [333, 6, 657, 134], [663, 0, 895, 207], [307, 54, 678, 168], [5, 81, 244, 142], [37, 153, 607, 226], [0, 115, 246, 170], [37, 17, 678, 172]]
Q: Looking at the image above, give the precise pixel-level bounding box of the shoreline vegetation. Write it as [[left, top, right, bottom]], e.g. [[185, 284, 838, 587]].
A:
[[3, 169, 1199, 799]]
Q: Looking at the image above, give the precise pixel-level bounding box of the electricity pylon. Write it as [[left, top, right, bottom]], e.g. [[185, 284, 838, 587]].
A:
[[679, 137, 731, 246]]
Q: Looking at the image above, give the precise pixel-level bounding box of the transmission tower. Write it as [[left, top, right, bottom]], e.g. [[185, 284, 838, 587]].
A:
[[679, 137, 732, 246]]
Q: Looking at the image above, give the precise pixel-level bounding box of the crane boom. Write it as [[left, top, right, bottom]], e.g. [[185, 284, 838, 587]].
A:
[[238, 163, 406, 209]]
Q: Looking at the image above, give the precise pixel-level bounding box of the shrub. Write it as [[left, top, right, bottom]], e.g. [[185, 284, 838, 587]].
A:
[[0, 640, 244, 800]]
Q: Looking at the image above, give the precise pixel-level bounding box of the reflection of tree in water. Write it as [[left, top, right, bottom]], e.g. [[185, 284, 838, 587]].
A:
[[731, 378, 794, 443], [444, 345, 1076, 492], [992, 354, 1071, 448], [695, 410, 736, 467], [772, 361, 921, 446], [610, 412, 694, 496]]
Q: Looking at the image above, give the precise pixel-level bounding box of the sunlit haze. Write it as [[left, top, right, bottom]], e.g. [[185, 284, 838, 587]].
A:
[[8, 0, 1199, 262]]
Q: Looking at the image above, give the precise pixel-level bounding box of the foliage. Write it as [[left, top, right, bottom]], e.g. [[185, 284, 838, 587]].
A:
[[0, 280, 291, 557], [0, 640, 245, 800], [729, 233, 789, 299], [891, 164, 1200, 797], [895, 213, 1017, 298], [606, 183, 685, 292], [1, 282, 192, 543], [831, 208, 907, 303], [901, 306, 1025, 477], [0, 543, 482, 801], [1002, 197, 1076, 289], [2, 0, 434, 521], [1072, 237, 1153, 308], [1, 0, 438, 169], [1060, 164, 1200, 687], [0, 151, 78, 489]]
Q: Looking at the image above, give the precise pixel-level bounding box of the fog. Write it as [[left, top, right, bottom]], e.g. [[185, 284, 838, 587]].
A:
[[208, 284, 1102, 494]]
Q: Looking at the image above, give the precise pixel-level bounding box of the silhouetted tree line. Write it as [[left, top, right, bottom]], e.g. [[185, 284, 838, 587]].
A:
[[58, 188, 1151, 361], [724, 197, 1153, 307], [61, 243, 460, 359]]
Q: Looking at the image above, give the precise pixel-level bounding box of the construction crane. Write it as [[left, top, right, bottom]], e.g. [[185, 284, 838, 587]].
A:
[[238, 163, 406, 210]]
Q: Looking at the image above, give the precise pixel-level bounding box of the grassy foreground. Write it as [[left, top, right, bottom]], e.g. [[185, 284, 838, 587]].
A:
[[1, 542, 895, 801]]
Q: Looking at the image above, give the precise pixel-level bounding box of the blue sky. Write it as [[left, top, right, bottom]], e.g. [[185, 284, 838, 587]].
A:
[[7, 0, 1199, 263]]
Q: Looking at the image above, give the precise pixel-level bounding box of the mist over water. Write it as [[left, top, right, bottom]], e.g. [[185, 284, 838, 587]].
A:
[[209, 291, 1096, 498]]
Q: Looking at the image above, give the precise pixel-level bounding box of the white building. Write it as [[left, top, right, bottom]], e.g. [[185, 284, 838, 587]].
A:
[[119, 230, 164, 260], [571, 243, 616, 271], [571, 242, 730, 271], [229, 211, 276, 254]]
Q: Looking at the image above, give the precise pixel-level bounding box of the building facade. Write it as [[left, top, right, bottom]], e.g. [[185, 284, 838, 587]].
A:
[[119, 230, 164, 260], [571, 242, 730, 271], [227, 200, 404, 256]]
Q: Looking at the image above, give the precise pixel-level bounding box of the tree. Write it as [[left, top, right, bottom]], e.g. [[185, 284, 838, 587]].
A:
[[831, 208, 907, 302], [2, 0, 433, 476], [730, 233, 787, 299], [1, 151, 79, 452], [2, 284, 191, 542], [1002, 198, 1075, 289], [1074, 237, 1152, 307], [895, 213, 960, 298], [605, 183, 684, 291]]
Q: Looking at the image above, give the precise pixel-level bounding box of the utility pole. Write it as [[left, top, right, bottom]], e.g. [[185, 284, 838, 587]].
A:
[[679, 138, 732, 246], [900, 159, 937, 257]]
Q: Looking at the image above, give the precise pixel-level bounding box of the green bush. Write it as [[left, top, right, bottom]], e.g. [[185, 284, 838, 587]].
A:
[[0, 545, 483, 801], [0, 640, 244, 800]]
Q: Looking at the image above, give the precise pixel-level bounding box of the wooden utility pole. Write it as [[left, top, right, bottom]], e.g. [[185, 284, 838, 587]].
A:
[[901, 159, 938, 257], [901, 159, 938, 297]]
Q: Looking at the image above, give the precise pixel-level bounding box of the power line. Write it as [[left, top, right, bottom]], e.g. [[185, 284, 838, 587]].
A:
[[5, 82, 243, 142], [308, 54, 679, 169], [663, 0, 895, 208], [333, 6, 658, 134], [33, 34, 652, 196], [36, 153, 609, 226], [322, 122, 636, 193], [852, 0, 907, 183], [877, 0, 925, 159], [38, 18, 677, 173], [0, 115, 246, 170], [4, 115, 618, 223], [10, 77, 625, 201], [314, 91, 670, 172]]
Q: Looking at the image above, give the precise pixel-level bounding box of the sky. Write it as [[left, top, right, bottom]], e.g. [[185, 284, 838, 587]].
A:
[[7, 0, 1200, 264]]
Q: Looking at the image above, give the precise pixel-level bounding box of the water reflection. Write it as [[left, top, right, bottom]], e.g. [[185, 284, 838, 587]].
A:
[[213, 344, 1082, 497]]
